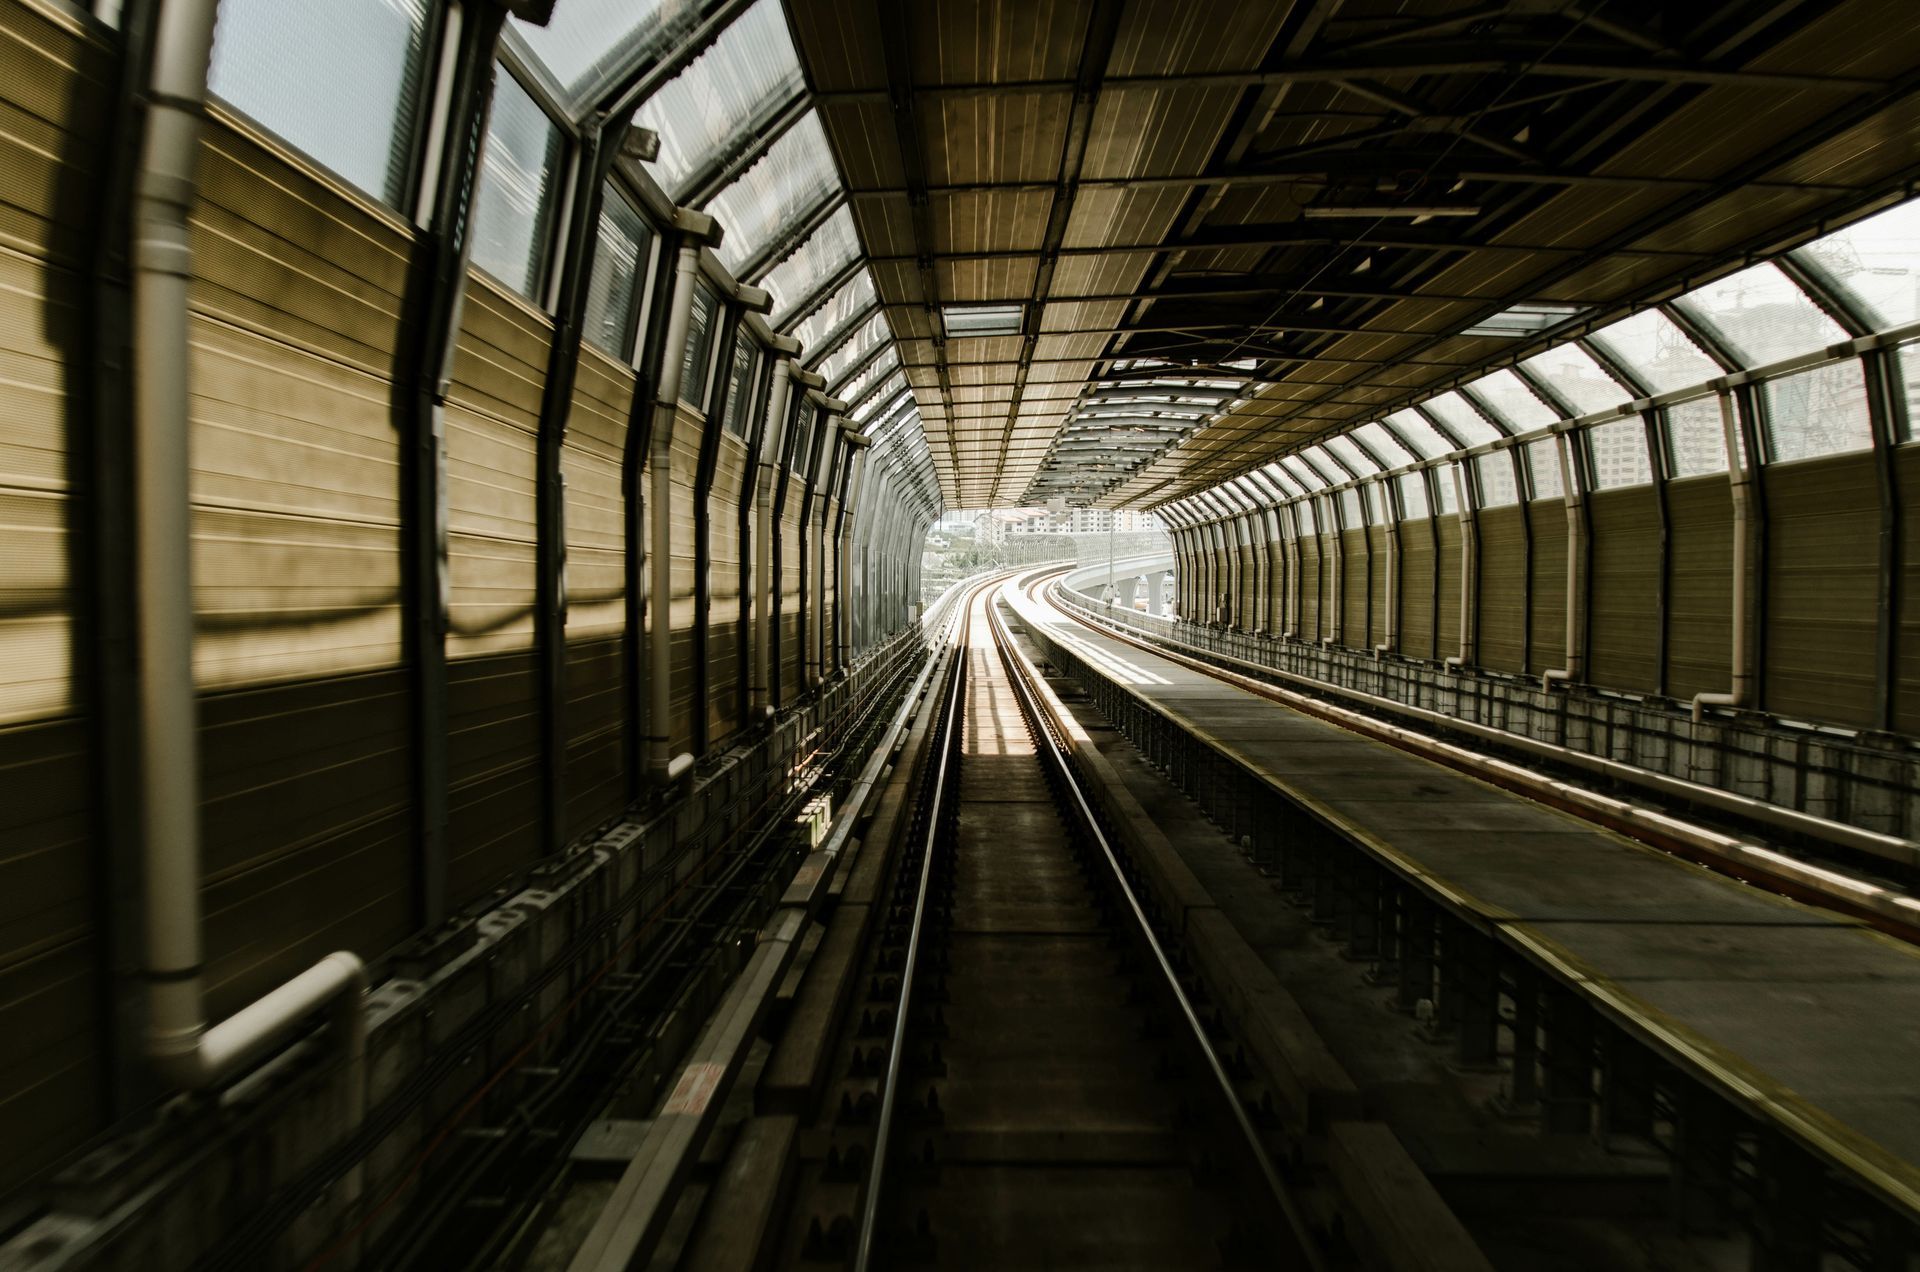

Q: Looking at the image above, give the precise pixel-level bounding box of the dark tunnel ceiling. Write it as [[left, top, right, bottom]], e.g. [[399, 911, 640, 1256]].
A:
[[779, 0, 1920, 510]]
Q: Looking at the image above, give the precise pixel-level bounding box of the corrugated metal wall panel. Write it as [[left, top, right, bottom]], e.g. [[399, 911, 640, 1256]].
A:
[[562, 346, 632, 841], [1366, 525, 1389, 648], [1526, 501, 1567, 677], [1434, 516, 1462, 661], [187, 122, 416, 1029], [1587, 488, 1660, 693], [1764, 453, 1879, 726], [1340, 529, 1367, 648], [707, 435, 749, 747], [1476, 507, 1526, 674], [1399, 518, 1435, 658], [1896, 445, 1920, 734], [1297, 533, 1322, 640], [0, 0, 110, 1194], [1665, 476, 1734, 703], [445, 274, 550, 907]]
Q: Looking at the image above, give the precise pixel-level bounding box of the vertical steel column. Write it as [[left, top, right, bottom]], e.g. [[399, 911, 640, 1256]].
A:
[[533, 115, 627, 854], [398, 1, 511, 925]]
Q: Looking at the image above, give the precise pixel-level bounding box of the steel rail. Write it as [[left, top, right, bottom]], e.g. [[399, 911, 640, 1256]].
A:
[[849, 574, 984, 1272], [982, 575, 1329, 1272]]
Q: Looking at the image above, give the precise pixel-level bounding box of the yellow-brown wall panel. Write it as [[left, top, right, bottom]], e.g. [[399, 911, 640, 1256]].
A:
[[1764, 453, 1878, 726], [1399, 518, 1436, 658], [1587, 488, 1659, 693], [1477, 507, 1526, 675], [1526, 500, 1567, 677], [1665, 477, 1734, 703]]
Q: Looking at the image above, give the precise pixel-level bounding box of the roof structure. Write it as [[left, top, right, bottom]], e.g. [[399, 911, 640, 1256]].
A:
[[772, 0, 1920, 510]]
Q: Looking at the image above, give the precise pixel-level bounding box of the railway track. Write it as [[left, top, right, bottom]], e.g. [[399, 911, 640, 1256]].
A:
[[826, 579, 1316, 1269]]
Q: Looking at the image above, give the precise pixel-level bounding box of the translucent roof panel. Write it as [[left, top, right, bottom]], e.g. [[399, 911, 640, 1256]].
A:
[[705, 111, 840, 273], [1467, 368, 1559, 431], [850, 366, 907, 423], [762, 205, 862, 324], [1673, 262, 1846, 368], [1297, 447, 1345, 486], [1519, 344, 1631, 415], [1796, 199, 1920, 331], [1258, 462, 1300, 498], [633, 0, 804, 199], [1323, 434, 1379, 474], [511, 0, 698, 105], [1422, 392, 1502, 446], [840, 346, 900, 413], [1382, 409, 1452, 458], [1353, 421, 1415, 466], [791, 268, 876, 349], [1281, 455, 1326, 490], [820, 310, 893, 389], [1587, 308, 1722, 393]]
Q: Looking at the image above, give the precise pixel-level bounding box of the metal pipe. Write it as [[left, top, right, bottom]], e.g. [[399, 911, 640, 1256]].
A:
[[648, 233, 708, 785], [1445, 464, 1476, 670], [1691, 392, 1755, 721], [837, 436, 870, 670], [750, 355, 794, 717], [1543, 432, 1588, 691], [1375, 482, 1399, 659], [133, 0, 366, 1112]]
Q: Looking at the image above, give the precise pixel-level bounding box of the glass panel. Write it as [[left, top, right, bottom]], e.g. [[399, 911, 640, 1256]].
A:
[[842, 349, 902, 417], [634, 0, 804, 199], [1476, 452, 1520, 507], [1397, 471, 1429, 518], [583, 184, 655, 357], [1280, 455, 1325, 490], [1295, 498, 1317, 534], [706, 111, 841, 272], [1298, 447, 1343, 486], [761, 205, 862, 323], [791, 269, 877, 350], [1897, 341, 1920, 442], [820, 310, 892, 388], [722, 332, 758, 438], [1422, 392, 1502, 446], [1674, 262, 1846, 368], [1338, 487, 1363, 526], [1520, 344, 1631, 415], [1433, 464, 1460, 513], [1383, 409, 1452, 458], [1324, 434, 1379, 474], [1762, 360, 1874, 463], [1666, 396, 1731, 478], [1587, 309, 1720, 394], [1468, 368, 1559, 430], [470, 69, 563, 298], [851, 368, 907, 423], [511, 0, 699, 103], [680, 281, 719, 409], [1526, 440, 1564, 499], [1797, 200, 1920, 332], [1258, 462, 1299, 499], [1354, 421, 1414, 466], [1587, 418, 1653, 488], [209, 0, 431, 206]]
